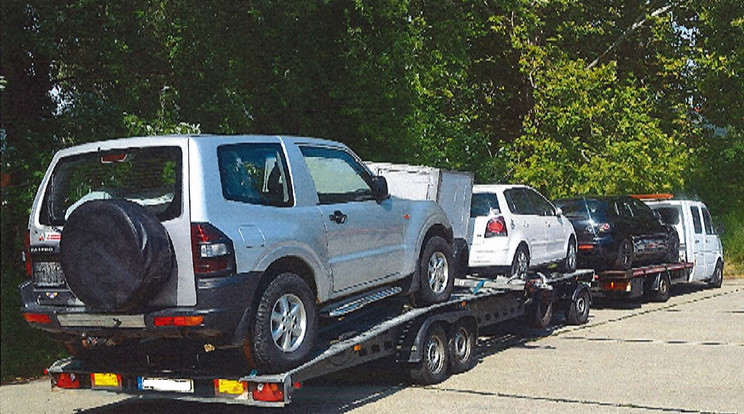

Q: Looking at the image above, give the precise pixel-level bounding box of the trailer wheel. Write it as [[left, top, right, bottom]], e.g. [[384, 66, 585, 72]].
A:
[[527, 290, 553, 329], [650, 273, 671, 302], [415, 237, 455, 306], [248, 273, 318, 373], [708, 261, 723, 289], [449, 321, 477, 374], [409, 325, 450, 384], [566, 289, 590, 325]]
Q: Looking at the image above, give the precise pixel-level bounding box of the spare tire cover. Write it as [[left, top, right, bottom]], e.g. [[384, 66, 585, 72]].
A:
[[61, 199, 174, 312]]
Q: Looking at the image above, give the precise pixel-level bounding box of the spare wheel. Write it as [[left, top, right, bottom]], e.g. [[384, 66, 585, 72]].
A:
[[61, 199, 174, 312]]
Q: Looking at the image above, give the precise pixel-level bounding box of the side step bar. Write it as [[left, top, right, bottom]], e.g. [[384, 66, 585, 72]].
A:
[[320, 286, 402, 318]]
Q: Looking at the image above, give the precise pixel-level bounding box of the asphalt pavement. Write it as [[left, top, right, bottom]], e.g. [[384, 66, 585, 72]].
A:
[[2, 279, 742, 414]]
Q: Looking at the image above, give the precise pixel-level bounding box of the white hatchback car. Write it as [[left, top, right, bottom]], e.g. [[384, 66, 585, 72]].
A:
[[467, 184, 577, 278]]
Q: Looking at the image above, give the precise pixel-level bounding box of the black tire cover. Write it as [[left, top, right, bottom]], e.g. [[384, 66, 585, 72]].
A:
[[60, 199, 173, 312]]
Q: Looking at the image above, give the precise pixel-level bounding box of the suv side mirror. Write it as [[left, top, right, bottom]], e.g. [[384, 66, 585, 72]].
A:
[[371, 176, 389, 202]]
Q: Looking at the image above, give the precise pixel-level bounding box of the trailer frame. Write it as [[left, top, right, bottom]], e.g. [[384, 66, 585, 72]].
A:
[[46, 270, 594, 407]]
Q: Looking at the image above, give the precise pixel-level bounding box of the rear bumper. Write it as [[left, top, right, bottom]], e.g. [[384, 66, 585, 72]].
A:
[[19, 272, 261, 348]]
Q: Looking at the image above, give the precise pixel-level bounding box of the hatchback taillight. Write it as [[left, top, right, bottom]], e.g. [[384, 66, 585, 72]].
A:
[[485, 217, 508, 238], [191, 223, 236, 277]]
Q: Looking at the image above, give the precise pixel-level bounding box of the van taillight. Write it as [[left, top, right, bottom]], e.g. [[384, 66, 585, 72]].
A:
[[191, 223, 235, 277], [485, 217, 508, 238], [24, 230, 32, 277]]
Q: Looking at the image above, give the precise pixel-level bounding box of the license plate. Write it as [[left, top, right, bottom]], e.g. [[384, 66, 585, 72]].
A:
[[33, 261, 65, 287], [138, 377, 194, 393], [92, 373, 121, 389]]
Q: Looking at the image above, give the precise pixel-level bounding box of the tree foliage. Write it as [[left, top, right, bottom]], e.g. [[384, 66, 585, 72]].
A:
[[1, 0, 742, 273]]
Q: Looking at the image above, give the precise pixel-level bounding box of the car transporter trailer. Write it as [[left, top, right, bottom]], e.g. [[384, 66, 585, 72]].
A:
[[45, 269, 593, 407], [591, 262, 694, 302]]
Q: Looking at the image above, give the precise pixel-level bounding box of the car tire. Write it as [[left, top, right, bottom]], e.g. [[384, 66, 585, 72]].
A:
[[449, 320, 477, 374], [414, 236, 455, 306], [708, 261, 723, 289], [566, 289, 590, 325], [666, 232, 680, 263], [559, 238, 577, 273], [510, 245, 530, 279], [409, 325, 450, 384], [615, 238, 634, 270], [60, 199, 174, 312], [247, 273, 318, 373]]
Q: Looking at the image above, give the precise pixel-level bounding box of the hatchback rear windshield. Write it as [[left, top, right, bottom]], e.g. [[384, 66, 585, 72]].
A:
[[555, 198, 608, 221], [40, 147, 182, 225], [470, 193, 500, 217]]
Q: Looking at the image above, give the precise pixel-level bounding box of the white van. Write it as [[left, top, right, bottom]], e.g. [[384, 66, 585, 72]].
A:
[[641, 196, 724, 287]]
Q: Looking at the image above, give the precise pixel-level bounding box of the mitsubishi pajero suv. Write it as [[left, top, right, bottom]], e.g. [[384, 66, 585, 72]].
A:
[[21, 135, 455, 373]]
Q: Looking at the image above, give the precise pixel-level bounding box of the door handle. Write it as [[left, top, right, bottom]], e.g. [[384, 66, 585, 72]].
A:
[[329, 210, 347, 224]]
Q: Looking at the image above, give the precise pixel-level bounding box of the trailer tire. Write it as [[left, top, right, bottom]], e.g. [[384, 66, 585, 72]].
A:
[[527, 290, 553, 329], [566, 289, 590, 325], [248, 273, 318, 373], [708, 261, 723, 289], [415, 237, 455, 306], [649, 273, 671, 302], [409, 325, 450, 384], [449, 320, 477, 374]]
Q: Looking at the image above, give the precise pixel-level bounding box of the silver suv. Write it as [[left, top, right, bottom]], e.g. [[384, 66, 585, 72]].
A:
[[21, 135, 455, 373]]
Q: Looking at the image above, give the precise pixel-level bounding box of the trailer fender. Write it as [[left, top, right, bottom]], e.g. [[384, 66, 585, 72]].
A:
[[403, 310, 475, 364], [571, 283, 592, 304]]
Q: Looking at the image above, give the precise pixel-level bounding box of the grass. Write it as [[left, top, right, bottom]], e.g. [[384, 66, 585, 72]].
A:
[[1, 269, 68, 384], [722, 212, 744, 278]]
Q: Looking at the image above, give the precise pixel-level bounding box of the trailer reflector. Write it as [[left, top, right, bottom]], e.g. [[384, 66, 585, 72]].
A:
[[53, 373, 81, 389], [91, 373, 122, 389], [250, 382, 285, 402]]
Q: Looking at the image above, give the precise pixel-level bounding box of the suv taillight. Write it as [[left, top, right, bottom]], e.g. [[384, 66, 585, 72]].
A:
[[24, 230, 32, 277], [485, 217, 508, 238], [191, 223, 236, 277]]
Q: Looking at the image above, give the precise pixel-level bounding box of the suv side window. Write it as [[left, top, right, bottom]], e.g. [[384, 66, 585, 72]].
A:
[[504, 188, 536, 215], [300, 146, 375, 205], [218, 143, 293, 207], [525, 188, 555, 216], [690, 206, 703, 234], [701, 207, 715, 235]]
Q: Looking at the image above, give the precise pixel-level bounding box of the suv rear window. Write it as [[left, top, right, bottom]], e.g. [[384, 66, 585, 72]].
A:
[[40, 147, 182, 226]]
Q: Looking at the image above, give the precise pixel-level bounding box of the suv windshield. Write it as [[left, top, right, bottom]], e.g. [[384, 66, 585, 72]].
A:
[[40, 147, 182, 225]]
